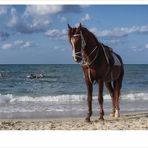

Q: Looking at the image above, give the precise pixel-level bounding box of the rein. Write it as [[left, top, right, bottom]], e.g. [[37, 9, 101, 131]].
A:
[[83, 46, 99, 67]]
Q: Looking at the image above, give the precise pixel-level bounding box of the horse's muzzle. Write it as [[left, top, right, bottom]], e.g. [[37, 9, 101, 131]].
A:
[[73, 56, 82, 63]]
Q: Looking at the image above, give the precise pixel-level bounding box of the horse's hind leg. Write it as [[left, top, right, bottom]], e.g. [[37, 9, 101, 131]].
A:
[[113, 70, 124, 118], [98, 80, 104, 120], [113, 80, 120, 118], [105, 82, 115, 117]]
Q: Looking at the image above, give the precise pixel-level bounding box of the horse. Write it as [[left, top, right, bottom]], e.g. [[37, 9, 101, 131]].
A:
[[67, 23, 124, 122]]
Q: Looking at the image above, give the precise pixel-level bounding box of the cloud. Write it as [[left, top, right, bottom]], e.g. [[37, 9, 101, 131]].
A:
[[7, 8, 18, 28], [44, 29, 66, 39], [14, 40, 32, 48], [6, 5, 86, 35], [0, 6, 9, 15], [0, 31, 10, 41], [62, 5, 82, 13], [23, 5, 84, 27], [24, 5, 63, 16], [14, 40, 24, 45], [128, 43, 148, 52], [138, 25, 148, 33], [91, 25, 148, 38], [1, 40, 34, 50], [24, 5, 84, 17], [53, 45, 66, 52], [59, 16, 67, 22], [81, 14, 91, 22], [145, 43, 148, 49], [130, 45, 142, 52], [22, 41, 32, 48], [1, 43, 12, 49], [7, 7, 50, 34]]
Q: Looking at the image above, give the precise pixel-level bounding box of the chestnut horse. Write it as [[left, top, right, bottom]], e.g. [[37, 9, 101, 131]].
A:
[[68, 23, 124, 122]]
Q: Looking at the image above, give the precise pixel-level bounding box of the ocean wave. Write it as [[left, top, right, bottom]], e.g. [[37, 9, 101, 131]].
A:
[[0, 94, 87, 105], [121, 93, 148, 101], [0, 94, 13, 104], [0, 93, 148, 105]]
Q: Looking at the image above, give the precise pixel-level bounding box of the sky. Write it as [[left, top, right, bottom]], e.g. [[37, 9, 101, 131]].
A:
[[0, 5, 148, 64]]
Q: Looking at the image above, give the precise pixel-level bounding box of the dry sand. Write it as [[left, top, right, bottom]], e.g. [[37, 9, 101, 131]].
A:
[[0, 112, 148, 130]]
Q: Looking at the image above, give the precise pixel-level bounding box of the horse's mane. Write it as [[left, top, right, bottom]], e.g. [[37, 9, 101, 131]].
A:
[[68, 27, 77, 42], [82, 27, 99, 44], [68, 25, 100, 45]]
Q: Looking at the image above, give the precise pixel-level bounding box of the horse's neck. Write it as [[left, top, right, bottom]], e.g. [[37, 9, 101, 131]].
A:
[[84, 32, 98, 55], [82, 29, 107, 67]]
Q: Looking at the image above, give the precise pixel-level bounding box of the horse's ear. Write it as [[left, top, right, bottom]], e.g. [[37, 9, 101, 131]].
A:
[[77, 23, 82, 31], [78, 23, 82, 29], [68, 24, 72, 29]]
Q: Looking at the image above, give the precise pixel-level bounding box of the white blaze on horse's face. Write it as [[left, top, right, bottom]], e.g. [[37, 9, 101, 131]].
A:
[[70, 38, 77, 62], [70, 35, 82, 63]]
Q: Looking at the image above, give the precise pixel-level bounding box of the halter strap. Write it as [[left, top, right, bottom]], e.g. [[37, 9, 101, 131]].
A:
[[73, 34, 80, 37]]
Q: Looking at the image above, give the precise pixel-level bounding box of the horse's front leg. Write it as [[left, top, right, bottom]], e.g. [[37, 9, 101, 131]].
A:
[[82, 66, 93, 122], [85, 82, 93, 122], [98, 80, 104, 120]]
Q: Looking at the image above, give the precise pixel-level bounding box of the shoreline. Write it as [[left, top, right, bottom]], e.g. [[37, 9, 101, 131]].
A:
[[0, 112, 148, 130]]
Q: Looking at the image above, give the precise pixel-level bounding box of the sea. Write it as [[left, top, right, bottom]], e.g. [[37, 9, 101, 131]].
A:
[[0, 64, 148, 119]]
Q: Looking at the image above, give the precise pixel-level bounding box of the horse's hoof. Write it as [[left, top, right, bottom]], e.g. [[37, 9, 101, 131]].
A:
[[110, 112, 115, 117], [115, 114, 120, 118], [85, 117, 91, 122], [115, 110, 120, 118], [99, 117, 104, 121]]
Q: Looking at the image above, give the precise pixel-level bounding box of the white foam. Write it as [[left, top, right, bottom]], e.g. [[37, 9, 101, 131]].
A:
[[0, 92, 148, 105], [12, 94, 87, 103], [121, 93, 148, 101], [0, 94, 13, 105]]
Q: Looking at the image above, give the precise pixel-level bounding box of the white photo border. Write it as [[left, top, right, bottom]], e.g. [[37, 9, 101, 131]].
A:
[[0, 0, 148, 148]]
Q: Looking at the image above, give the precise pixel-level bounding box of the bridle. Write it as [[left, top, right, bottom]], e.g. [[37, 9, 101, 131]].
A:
[[71, 31, 99, 67], [71, 31, 86, 61]]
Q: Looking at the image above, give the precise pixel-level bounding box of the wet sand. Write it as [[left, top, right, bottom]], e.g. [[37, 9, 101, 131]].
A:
[[0, 112, 148, 130]]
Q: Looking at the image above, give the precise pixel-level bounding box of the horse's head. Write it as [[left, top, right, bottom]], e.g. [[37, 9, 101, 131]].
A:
[[67, 23, 83, 63]]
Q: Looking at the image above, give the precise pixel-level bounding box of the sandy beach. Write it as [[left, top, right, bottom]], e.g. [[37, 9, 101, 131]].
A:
[[0, 112, 148, 130]]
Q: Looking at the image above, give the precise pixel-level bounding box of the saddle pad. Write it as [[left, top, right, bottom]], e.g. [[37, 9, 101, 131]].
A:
[[112, 53, 121, 66]]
